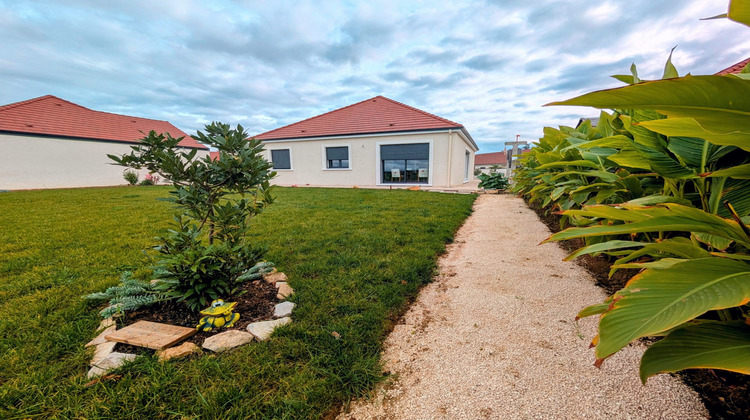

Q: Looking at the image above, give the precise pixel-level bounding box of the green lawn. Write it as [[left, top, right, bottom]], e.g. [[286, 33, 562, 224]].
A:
[[0, 186, 475, 419]]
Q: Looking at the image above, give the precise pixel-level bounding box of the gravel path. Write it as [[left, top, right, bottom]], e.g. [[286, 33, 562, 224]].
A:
[[339, 194, 707, 420]]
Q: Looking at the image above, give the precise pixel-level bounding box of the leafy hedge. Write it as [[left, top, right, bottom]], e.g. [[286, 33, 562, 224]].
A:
[[512, 2, 750, 382]]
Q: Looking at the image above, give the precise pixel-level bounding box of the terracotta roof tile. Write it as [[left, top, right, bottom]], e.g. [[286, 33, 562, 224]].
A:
[[0, 95, 205, 149], [256, 95, 463, 140], [474, 152, 508, 166], [715, 57, 750, 75]]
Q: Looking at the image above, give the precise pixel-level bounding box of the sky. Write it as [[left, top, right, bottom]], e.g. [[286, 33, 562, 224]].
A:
[[2, 1, 749, 152]]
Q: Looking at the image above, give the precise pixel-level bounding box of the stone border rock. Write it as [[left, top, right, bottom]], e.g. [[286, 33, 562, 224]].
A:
[[86, 272, 297, 378]]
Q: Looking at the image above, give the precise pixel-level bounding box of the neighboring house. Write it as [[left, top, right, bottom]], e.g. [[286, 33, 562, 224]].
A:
[[0, 95, 207, 190], [474, 151, 508, 175], [255, 96, 478, 188], [715, 57, 750, 75]]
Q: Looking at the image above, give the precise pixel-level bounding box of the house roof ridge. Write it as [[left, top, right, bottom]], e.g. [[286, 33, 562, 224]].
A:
[[0, 95, 58, 113], [256, 95, 463, 141], [0, 95, 184, 128], [255, 96, 383, 139], [376, 95, 462, 128], [0, 95, 205, 149]]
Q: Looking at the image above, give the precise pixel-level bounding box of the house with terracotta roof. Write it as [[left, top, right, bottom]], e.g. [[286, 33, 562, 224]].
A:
[[255, 96, 478, 188], [0, 95, 207, 190], [474, 151, 508, 175], [715, 57, 750, 75]]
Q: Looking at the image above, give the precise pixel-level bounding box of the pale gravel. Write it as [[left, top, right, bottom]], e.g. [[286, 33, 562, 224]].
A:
[[338, 194, 707, 420]]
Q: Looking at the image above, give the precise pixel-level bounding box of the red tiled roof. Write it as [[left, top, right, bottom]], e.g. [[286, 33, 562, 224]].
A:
[[256, 95, 463, 141], [715, 57, 750, 75], [474, 152, 508, 166], [210, 151, 220, 161], [0, 95, 206, 149]]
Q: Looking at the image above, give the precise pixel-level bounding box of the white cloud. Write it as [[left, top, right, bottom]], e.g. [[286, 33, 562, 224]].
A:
[[0, 0, 749, 151]]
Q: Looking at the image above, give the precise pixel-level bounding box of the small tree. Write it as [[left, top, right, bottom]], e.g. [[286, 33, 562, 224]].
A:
[[109, 122, 276, 310]]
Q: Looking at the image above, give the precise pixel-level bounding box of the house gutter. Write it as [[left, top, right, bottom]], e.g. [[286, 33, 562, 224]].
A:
[[447, 129, 453, 187]]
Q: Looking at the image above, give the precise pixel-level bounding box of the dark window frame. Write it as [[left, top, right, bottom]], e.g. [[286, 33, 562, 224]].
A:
[[270, 149, 292, 170], [324, 146, 350, 169]]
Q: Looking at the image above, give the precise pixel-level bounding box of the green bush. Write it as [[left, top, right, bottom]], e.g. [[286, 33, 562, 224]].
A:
[[109, 122, 275, 311], [477, 172, 509, 190], [123, 169, 139, 185]]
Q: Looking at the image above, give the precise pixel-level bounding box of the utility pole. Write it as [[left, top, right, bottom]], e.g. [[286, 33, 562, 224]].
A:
[[505, 135, 528, 179]]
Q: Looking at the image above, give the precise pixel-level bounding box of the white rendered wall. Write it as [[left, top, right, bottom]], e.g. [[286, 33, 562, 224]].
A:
[[0, 133, 208, 190], [262, 131, 476, 188]]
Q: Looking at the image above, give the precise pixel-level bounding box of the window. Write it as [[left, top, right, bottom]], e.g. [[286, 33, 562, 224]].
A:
[[464, 150, 470, 182], [380, 143, 429, 184], [270, 149, 291, 170], [325, 146, 349, 169]]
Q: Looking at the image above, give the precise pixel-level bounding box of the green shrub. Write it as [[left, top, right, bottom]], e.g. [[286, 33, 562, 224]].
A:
[[477, 172, 509, 190], [123, 169, 139, 185], [109, 122, 275, 311]]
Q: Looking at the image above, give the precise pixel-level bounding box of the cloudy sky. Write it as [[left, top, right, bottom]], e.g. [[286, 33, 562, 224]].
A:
[[2, 1, 749, 152]]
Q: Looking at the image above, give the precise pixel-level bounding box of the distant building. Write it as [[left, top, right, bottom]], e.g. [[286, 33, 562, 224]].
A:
[[715, 57, 750, 75], [256, 96, 478, 188], [0, 95, 207, 190], [474, 152, 508, 175]]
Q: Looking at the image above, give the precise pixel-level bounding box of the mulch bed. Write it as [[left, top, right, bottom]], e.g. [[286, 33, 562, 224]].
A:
[[526, 198, 750, 420], [113, 280, 279, 355]]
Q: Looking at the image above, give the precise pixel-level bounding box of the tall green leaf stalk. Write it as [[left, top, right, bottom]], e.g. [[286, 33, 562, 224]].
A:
[[109, 122, 276, 311]]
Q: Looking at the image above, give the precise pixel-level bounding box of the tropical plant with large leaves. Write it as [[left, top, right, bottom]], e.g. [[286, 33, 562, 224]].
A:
[[514, 0, 750, 382]]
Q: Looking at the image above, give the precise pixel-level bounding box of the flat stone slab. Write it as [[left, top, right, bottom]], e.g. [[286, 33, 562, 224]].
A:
[[157, 342, 200, 361], [246, 317, 291, 341], [90, 341, 118, 366], [263, 271, 288, 284], [276, 282, 294, 299], [105, 321, 196, 350], [202, 330, 254, 352], [88, 352, 137, 378], [273, 301, 296, 318], [86, 325, 116, 347]]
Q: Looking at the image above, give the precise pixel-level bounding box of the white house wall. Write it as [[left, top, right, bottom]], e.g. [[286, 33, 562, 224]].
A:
[[449, 132, 476, 185], [262, 131, 475, 188], [0, 133, 209, 190]]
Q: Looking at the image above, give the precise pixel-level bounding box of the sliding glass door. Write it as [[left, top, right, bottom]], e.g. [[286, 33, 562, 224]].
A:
[[380, 143, 429, 184]]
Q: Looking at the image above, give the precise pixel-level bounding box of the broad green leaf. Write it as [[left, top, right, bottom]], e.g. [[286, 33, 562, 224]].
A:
[[611, 238, 712, 270], [640, 321, 750, 382], [729, 0, 750, 27], [666, 136, 706, 169], [631, 142, 696, 179], [625, 195, 692, 206], [607, 150, 652, 170], [547, 76, 750, 137], [639, 118, 750, 151], [537, 160, 601, 170], [702, 163, 750, 179], [694, 232, 734, 251], [565, 240, 645, 261], [595, 257, 750, 360], [625, 111, 667, 151], [721, 179, 750, 217], [711, 252, 750, 261], [567, 135, 633, 150], [550, 203, 750, 248], [577, 301, 611, 319]]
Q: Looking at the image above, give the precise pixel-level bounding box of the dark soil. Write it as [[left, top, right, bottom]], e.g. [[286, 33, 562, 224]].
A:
[[113, 280, 279, 355], [525, 199, 750, 420]]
